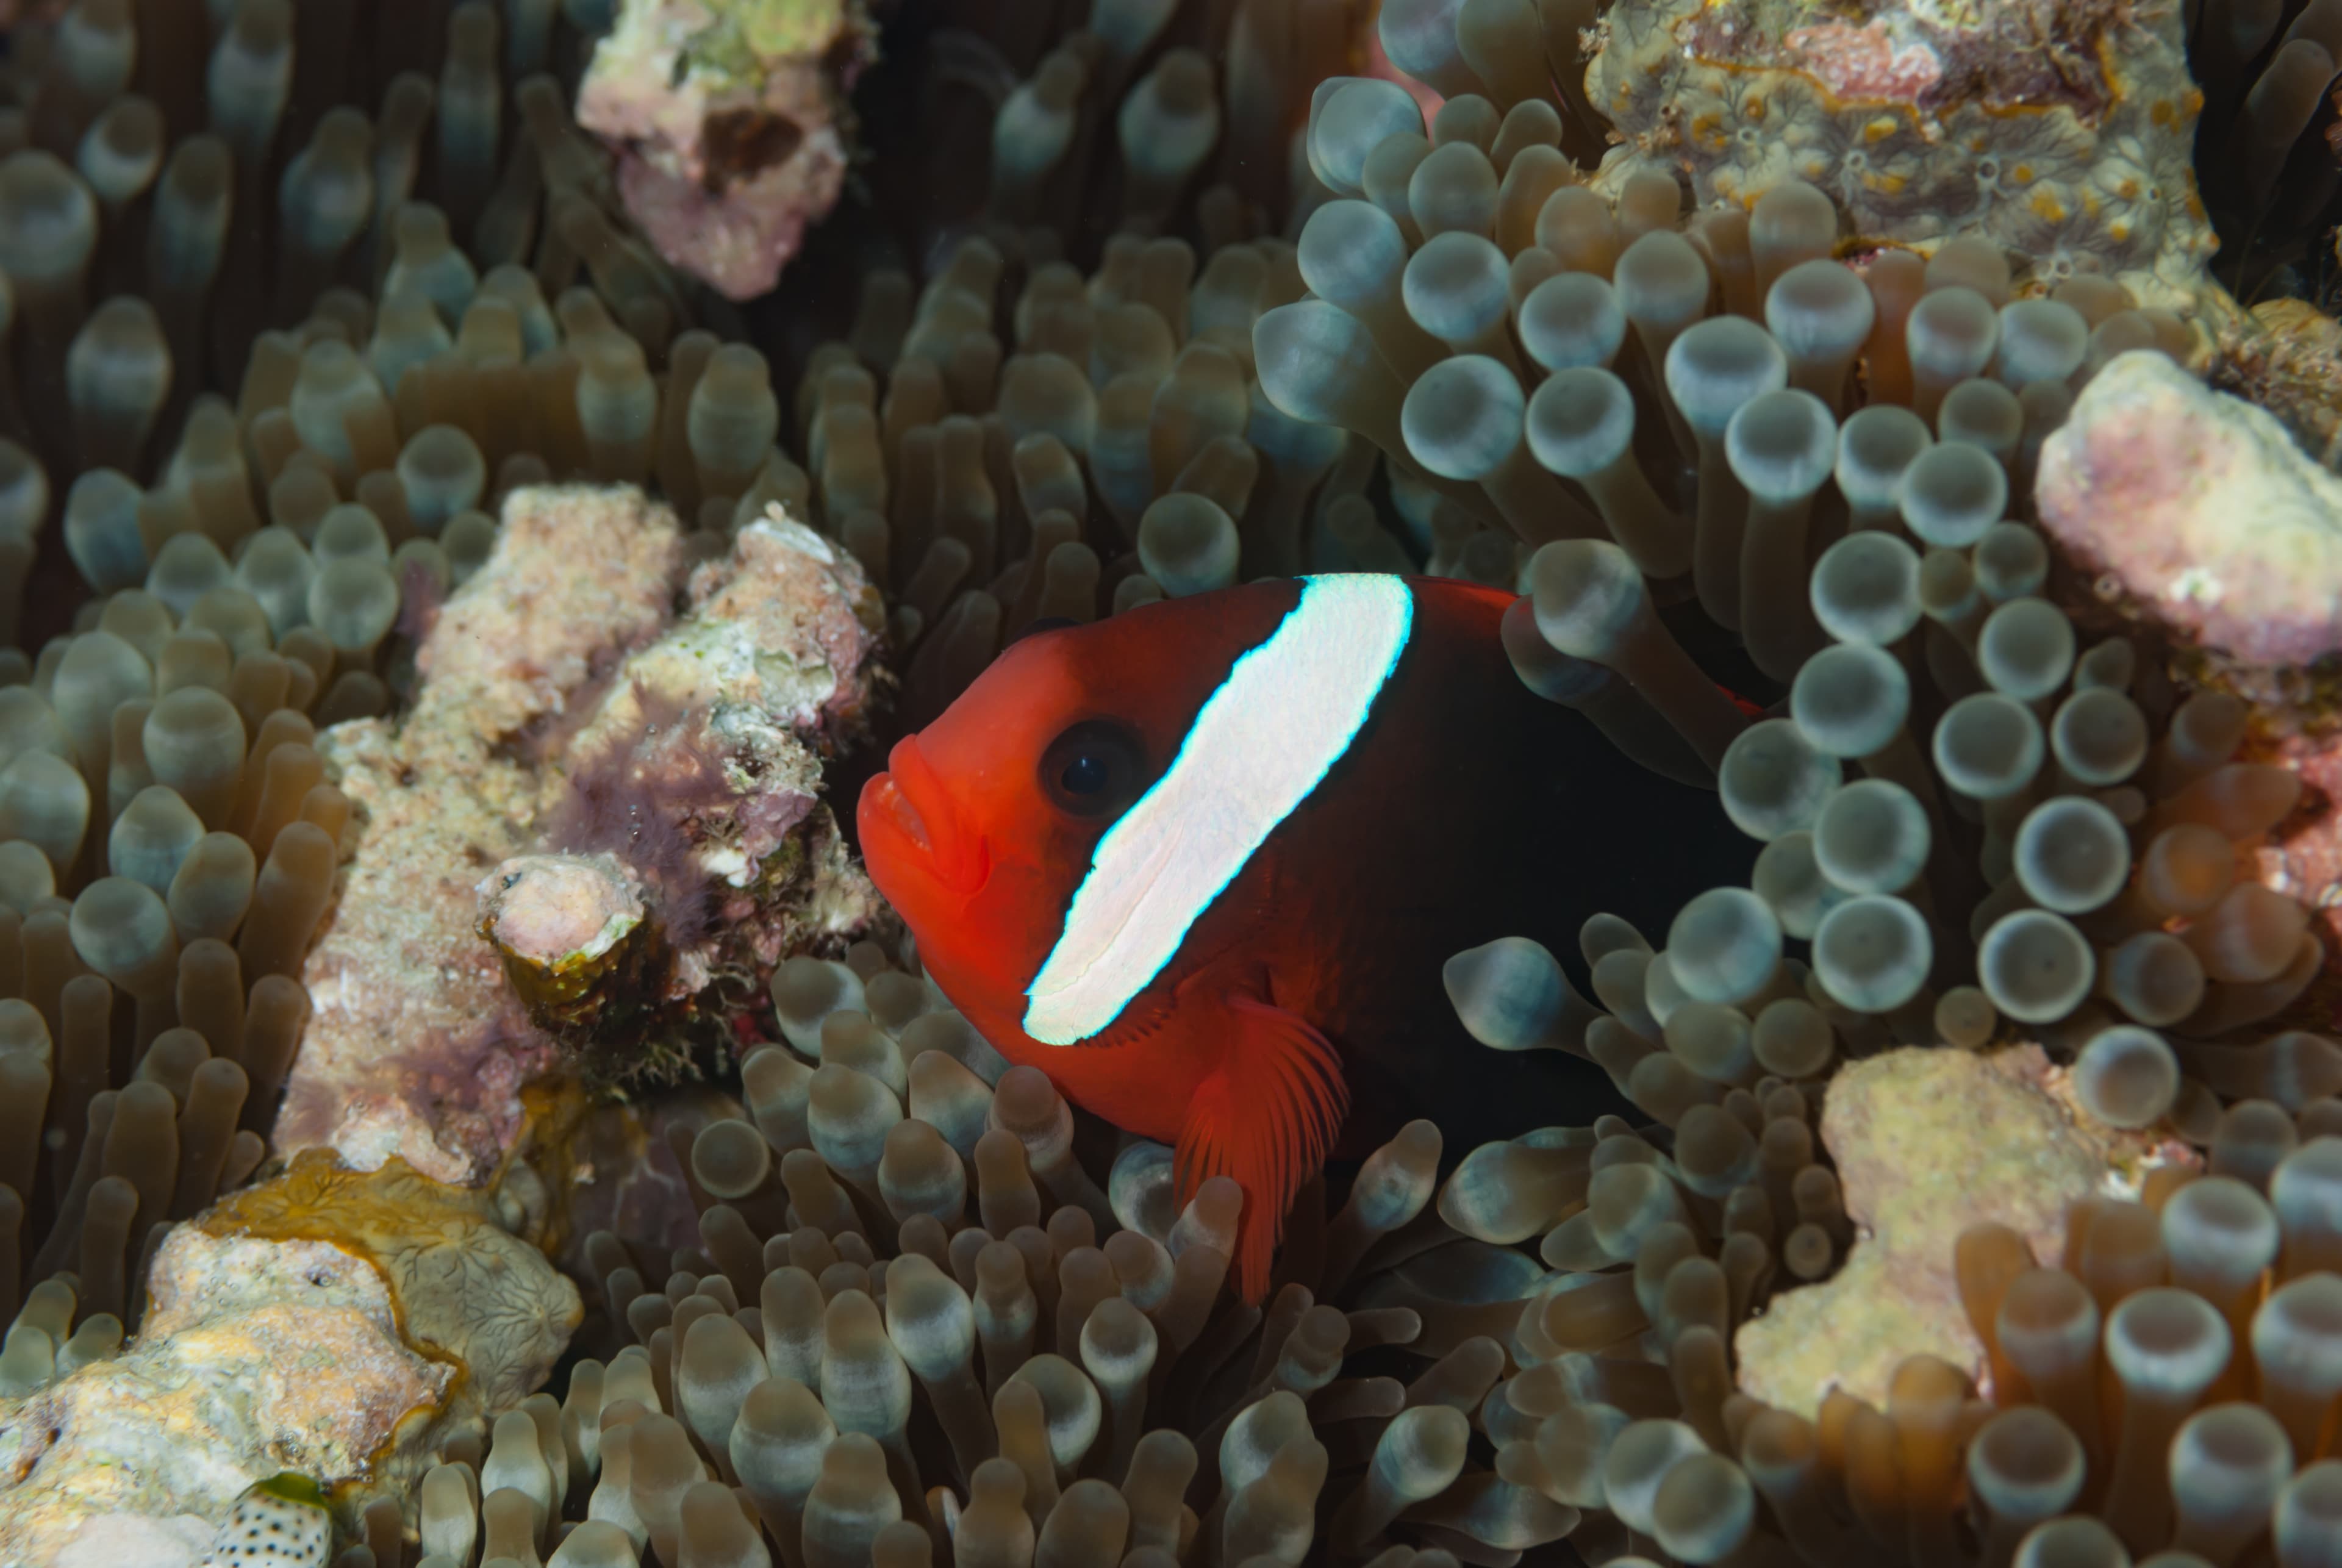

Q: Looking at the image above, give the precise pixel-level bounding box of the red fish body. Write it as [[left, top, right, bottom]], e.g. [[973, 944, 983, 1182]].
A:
[[858, 575, 1747, 1298]]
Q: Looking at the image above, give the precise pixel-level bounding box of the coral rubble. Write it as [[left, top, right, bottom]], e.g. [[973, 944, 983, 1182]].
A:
[[1735, 1044, 2185, 1415], [0, 1153, 578, 1566], [2214, 299, 2342, 467], [578, 0, 878, 300], [1580, 0, 2219, 304], [2039, 349, 2342, 671], [272, 484, 681, 1183], [278, 485, 884, 1184]]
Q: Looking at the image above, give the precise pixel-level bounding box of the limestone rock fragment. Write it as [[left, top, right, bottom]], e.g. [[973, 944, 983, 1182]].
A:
[[0, 1155, 578, 1567], [1583, 0, 2216, 303], [2037, 350, 2342, 673], [278, 488, 886, 1183], [577, 0, 879, 299], [1734, 1045, 2183, 1415]]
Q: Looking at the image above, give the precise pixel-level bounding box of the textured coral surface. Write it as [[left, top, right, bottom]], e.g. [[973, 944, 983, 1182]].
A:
[[2038, 349, 2342, 670], [1587, 0, 2218, 302], [578, 0, 876, 298], [2213, 301, 2342, 465], [0, 1153, 579, 1567], [279, 486, 685, 1183], [278, 489, 884, 1182], [2264, 728, 2342, 951], [409, 485, 684, 753], [1735, 1046, 2169, 1414], [12, 0, 2342, 1555], [0, 1232, 442, 1565], [201, 1152, 582, 1414]]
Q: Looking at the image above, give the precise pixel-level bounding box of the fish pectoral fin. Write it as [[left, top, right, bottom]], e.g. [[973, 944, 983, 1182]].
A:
[[1173, 994, 1349, 1305]]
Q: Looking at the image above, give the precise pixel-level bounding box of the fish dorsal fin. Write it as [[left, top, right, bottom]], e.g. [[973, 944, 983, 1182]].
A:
[[1023, 575, 1414, 1045], [1175, 993, 1350, 1303]]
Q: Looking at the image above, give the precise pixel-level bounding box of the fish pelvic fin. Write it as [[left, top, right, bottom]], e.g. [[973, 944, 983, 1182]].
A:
[[1173, 993, 1348, 1304]]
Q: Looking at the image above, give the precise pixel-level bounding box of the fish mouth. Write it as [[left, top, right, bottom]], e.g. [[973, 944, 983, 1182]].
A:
[[865, 775, 932, 856], [859, 737, 989, 897]]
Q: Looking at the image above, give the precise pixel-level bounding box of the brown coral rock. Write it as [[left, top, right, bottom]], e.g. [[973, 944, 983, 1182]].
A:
[[2251, 729, 2342, 1022], [531, 512, 891, 1008], [2211, 299, 2342, 467]]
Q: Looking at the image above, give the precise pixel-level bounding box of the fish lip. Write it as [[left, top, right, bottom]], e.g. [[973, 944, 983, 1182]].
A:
[[866, 774, 933, 857], [865, 737, 989, 897]]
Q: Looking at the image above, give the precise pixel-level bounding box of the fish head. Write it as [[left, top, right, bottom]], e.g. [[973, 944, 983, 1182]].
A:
[[858, 618, 1167, 1035], [857, 590, 1294, 1047], [862, 579, 1446, 1298]]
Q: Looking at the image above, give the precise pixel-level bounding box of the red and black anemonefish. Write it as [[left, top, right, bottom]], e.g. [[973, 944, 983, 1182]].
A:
[[857, 573, 1751, 1301]]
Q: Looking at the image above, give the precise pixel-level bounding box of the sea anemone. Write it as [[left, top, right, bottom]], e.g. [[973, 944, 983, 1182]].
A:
[[2190, 0, 2342, 298], [0, 0, 682, 1347], [1254, 11, 2340, 1566], [450, 943, 1569, 1567], [0, 0, 2335, 1563]]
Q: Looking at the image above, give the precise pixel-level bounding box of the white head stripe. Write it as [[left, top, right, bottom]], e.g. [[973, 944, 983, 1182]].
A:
[[1022, 575, 1415, 1045]]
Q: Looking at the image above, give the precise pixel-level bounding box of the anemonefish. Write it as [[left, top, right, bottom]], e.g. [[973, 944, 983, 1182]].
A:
[[857, 574, 1750, 1300]]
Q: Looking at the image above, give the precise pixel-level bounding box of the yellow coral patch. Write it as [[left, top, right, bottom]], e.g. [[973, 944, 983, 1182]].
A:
[[2031, 186, 2070, 222], [734, 0, 850, 57], [1863, 116, 1897, 143], [252, 1473, 329, 1509], [203, 1150, 582, 1409]]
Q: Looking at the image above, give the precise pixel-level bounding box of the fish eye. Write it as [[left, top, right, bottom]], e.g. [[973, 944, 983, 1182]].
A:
[[1040, 720, 1146, 818]]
